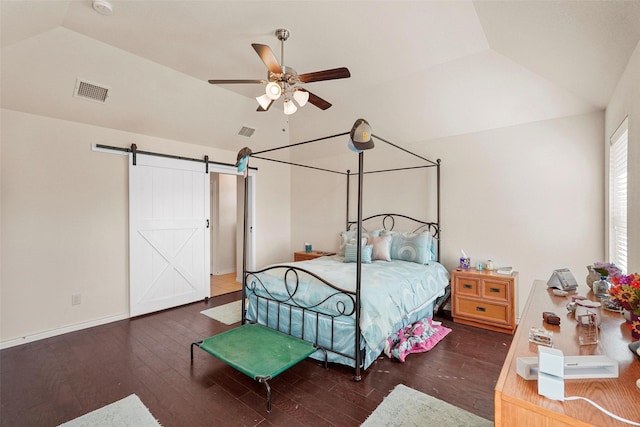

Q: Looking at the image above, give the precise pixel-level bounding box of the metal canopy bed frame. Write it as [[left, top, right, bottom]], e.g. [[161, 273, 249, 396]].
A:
[[239, 128, 442, 382]]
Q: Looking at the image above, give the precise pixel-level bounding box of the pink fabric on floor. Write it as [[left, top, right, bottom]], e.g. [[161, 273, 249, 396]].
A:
[[384, 318, 452, 362]]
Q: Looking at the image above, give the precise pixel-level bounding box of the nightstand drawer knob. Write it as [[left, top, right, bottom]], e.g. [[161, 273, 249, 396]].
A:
[[463, 284, 473, 289], [490, 287, 500, 293], [476, 306, 486, 312]]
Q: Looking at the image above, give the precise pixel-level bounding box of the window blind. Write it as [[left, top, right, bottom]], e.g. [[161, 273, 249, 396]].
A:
[[609, 117, 628, 273]]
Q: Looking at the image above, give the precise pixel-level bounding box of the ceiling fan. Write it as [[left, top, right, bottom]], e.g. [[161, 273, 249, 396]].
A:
[[208, 28, 351, 114]]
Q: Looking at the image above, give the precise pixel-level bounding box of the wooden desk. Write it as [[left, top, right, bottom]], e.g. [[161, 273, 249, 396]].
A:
[[494, 280, 640, 427]]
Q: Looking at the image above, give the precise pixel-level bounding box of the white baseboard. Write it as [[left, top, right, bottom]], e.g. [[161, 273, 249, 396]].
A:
[[211, 270, 236, 276], [0, 313, 129, 350]]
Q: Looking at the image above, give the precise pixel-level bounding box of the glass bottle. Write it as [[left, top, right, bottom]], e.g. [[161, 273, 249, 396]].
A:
[[592, 276, 610, 299]]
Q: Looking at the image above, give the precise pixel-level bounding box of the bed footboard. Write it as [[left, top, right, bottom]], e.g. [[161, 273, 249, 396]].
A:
[[243, 265, 365, 378]]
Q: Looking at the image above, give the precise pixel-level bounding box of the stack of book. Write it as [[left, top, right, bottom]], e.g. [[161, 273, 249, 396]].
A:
[[497, 267, 513, 275]]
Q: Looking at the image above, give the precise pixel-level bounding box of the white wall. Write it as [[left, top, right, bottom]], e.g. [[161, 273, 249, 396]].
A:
[[291, 111, 605, 315], [605, 41, 640, 274], [429, 112, 604, 313], [0, 109, 292, 346], [210, 173, 237, 275]]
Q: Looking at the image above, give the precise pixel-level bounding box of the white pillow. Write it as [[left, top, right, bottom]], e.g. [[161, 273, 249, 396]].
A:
[[368, 234, 392, 261]]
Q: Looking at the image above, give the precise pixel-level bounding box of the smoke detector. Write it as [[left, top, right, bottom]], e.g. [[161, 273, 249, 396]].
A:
[[92, 0, 113, 16]]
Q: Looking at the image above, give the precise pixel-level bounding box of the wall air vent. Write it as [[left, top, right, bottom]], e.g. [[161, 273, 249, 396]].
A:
[[237, 126, 255, 138], [74, 78, 110, 103]]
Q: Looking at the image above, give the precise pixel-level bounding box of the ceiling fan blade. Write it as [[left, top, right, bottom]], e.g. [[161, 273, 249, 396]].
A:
[[257, 99, 275, 112], [298, 67, 351, 83], [208, 79, 266, 84], [300, 89, 332, 110], [252, 43, 283, 74]]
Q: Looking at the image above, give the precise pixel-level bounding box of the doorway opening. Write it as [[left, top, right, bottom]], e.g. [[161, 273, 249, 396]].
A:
[[209, 173, 247, 297]]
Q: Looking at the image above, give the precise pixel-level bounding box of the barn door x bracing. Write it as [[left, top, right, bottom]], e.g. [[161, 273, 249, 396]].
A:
[[129, 154, 210, 317]]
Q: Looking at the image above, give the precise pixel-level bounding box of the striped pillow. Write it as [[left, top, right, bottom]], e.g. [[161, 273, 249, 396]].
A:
[[344, 243, 373, 264]]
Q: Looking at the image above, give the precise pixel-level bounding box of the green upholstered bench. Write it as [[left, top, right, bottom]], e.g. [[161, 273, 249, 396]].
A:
[[191, 323, 319, 412]]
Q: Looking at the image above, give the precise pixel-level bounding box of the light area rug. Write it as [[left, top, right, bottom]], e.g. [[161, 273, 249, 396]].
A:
[[200, 299, 244, 325], [362, 384, 493, 427], [58, 394, 161, 427]]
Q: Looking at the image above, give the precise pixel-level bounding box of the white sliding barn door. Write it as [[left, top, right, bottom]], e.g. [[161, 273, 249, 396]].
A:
[[129, 154, 210, 317]]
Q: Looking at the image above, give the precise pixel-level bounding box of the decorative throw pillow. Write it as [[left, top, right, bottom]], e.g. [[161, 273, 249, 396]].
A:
[[390, 231, 432, 264], [338, 230, 369, 256], [344, 243, 373, 264], [368, 234, 392, 261]]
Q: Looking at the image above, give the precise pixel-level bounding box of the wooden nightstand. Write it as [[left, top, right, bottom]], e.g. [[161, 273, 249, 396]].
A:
[[451, 268, 518, 334], [293, 251, 336, 262]]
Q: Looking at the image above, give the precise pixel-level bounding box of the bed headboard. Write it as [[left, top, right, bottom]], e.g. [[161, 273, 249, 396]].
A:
[[347, 213, 440, 240], [347, 213, 441, 263]]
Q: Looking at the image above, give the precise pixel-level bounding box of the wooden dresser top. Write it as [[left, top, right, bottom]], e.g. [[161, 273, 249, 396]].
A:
[[495, 280, 640, 426]]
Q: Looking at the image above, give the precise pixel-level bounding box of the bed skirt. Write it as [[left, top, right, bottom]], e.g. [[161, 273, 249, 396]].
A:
[[245, 292, 441, 369]]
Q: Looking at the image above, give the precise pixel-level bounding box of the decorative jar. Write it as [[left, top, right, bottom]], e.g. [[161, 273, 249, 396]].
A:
[[585, 265, 601, 289]]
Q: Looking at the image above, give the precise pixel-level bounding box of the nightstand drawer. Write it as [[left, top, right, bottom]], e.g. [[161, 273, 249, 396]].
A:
[[482, 279, 509, 301], [454, 276, 480, 296], [456, 297, 509, 325]]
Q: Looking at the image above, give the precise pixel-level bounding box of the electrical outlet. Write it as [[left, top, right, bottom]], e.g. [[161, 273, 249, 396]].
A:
[[72, 294, 81, 305]]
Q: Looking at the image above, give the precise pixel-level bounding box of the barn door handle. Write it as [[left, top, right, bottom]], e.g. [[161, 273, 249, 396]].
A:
[[206, 219, 210, 228]]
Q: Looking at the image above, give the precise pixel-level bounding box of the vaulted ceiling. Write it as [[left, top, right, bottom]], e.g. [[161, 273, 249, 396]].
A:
[[2, 1, 639, 153]]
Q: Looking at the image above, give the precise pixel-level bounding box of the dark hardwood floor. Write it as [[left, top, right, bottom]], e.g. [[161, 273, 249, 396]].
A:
[[1, 292, 512, 426]]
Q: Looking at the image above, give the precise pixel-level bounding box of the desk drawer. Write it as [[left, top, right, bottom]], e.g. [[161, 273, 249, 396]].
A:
[[455, 297, 509, 325], [454, 276, 480, 296]]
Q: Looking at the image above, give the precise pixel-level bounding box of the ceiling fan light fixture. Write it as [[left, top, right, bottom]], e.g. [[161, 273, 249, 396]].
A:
[[265, 82, 282, 100], [293, 89, 309, 107], [256, 94, 272, 110], [283, 99, 297, 115]]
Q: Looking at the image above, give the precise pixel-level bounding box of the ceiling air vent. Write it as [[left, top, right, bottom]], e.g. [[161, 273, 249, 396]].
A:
[[74, 78, 110, 103], [237, 126, 255, 138]]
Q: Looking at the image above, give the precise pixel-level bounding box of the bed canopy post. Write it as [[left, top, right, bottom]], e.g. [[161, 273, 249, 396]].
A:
[[437, 159, 441, 261], [354, 154, 364, 382], [346, 170, 351, 231], [241, 172, 249, 324]]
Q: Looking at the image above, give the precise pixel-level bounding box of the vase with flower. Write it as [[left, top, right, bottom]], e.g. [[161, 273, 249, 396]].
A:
[[608, 273, 640, 340], [586, 262, 621, 289]]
